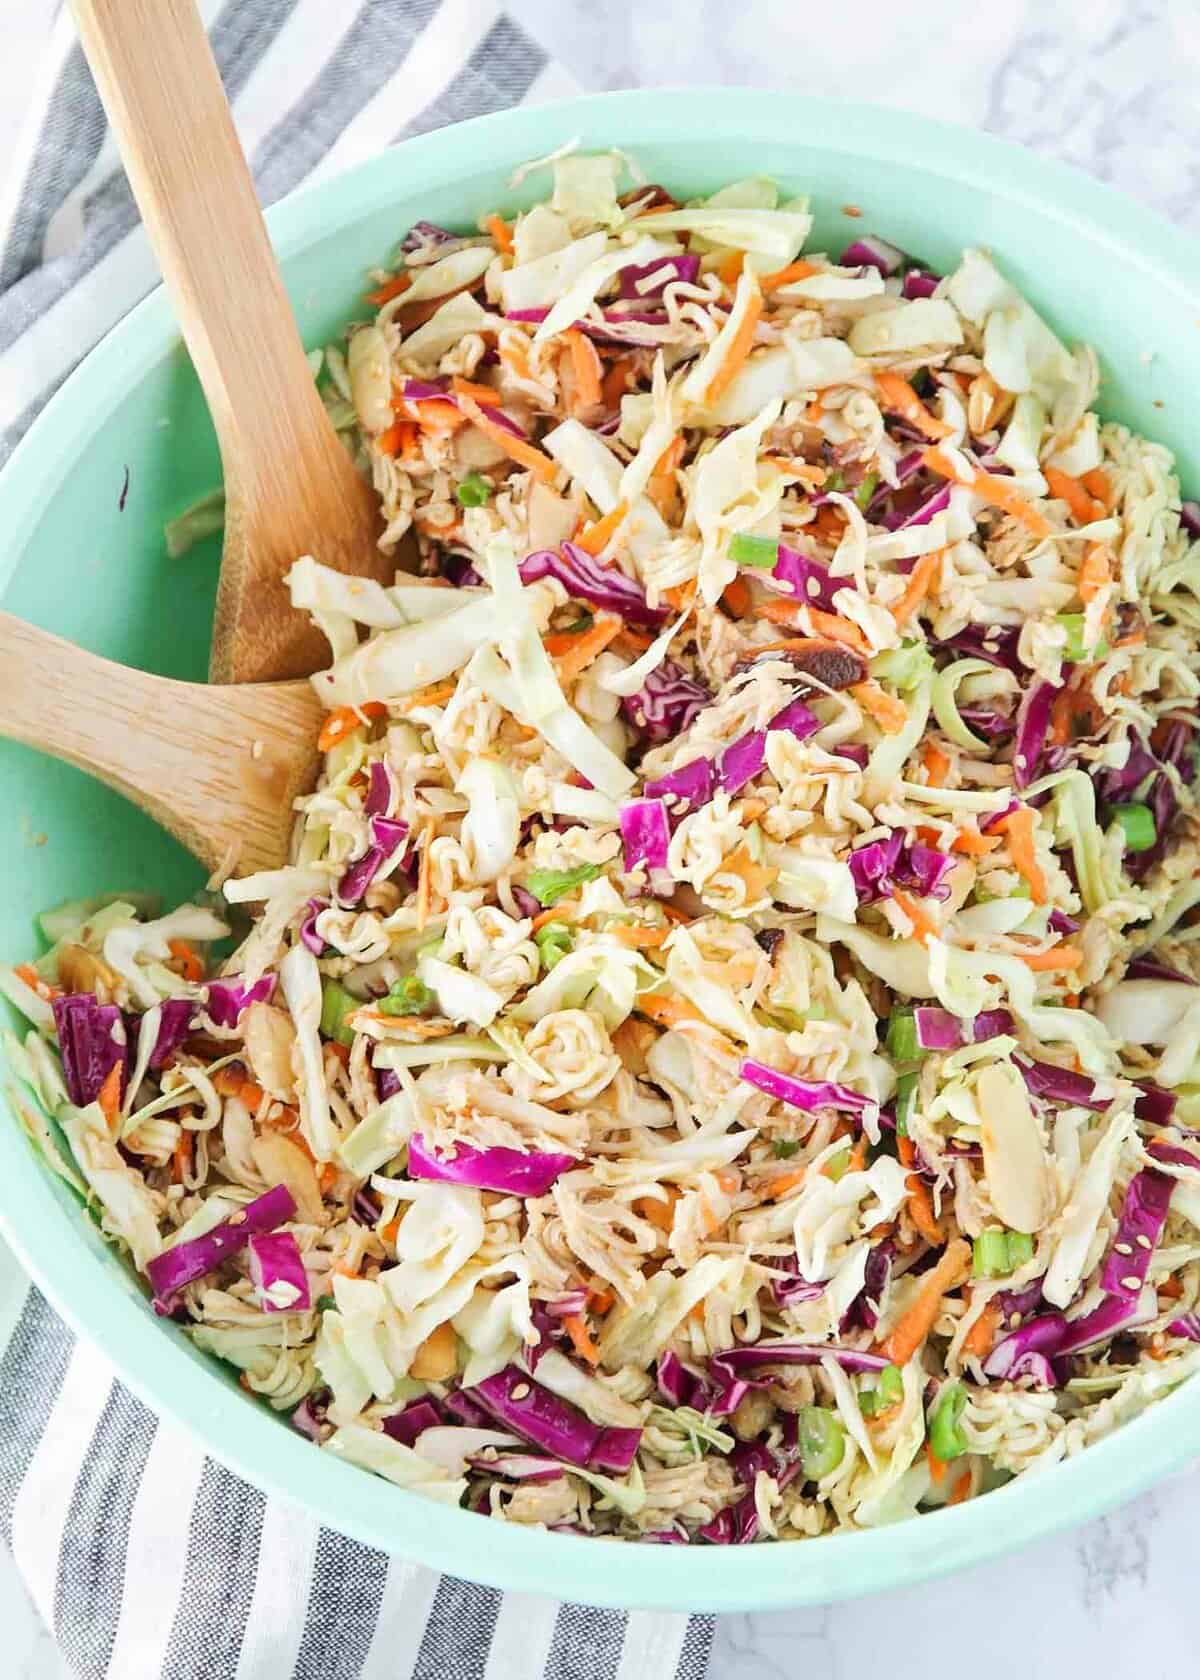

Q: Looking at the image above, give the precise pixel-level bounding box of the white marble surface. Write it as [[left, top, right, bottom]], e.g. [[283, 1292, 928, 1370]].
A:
[[5, 1, 1200, 1675]]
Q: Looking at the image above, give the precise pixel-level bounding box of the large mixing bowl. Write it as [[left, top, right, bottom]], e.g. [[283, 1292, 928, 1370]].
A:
[[1, 89, 1198, 1611]]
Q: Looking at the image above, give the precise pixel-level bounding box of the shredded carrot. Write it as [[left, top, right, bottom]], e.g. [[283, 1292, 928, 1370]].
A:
[[890, 550, 943, 625], [760, 456, 827, 487], [167, 938, 205, 984], [647, 434, 684, 518], [952, 827, 1001, 856], [767, 1166, 808, 1201], [347, 1010, 454, 1038], [97, 1063, 122, 1131], [634, 1189, 679, 1233], [638, 991, 705, 1028], [881, 1238, 971, 1366], [923, 743, 951, 787], [318, 702, 387, 752], [365, 272, 411, 307], [564, 329, 604, 412], [529, 906, 575, 933], [416, 816, 436, 932], [754, 598, 871, 654], [455, 392, 559, 483], [1044, 467, 1105, 526], [376, 419, 418, 457], [563, 1313, 600, 1365], [1158, 1274, 1185, 1302], [964, 1300, 1001, 1360], [804, 398, 825, 424], [662, 580, 698, 614], [705, 274, 763, 405], [720, 574, 753, 620], [715, 1169, 740, 1196], [998, 806, 1047, 905], [601, 354, 638, 412], [608, 923, 670, 949], [172, 1128, 193, 1184], [499, 340, 531, 382], [613, 627, 654, 658], [587, 1283, 615, 1314], [574, 501, 628, 556], [449, 376, 502, 408], [948, 1468, 973, 1505], [898, 1137, 942, 1244], [484, 213, 513, 253], [380, 1217, 401, 1245], [759, 259, 819, 292], [922, 447, 1052, 538], [545, 614, 623, 683], [1016, 944, 1082, 972], [1080, 467, 1112, 508], [1113, 632, 1146, 650], [717, 249, 745, 286], [15, 963, 60, 1001], [891, 888, 938, 946], [318, 1163, 338, 1195], [875, 371, 952, 441], [399, 680, 458, 711], [1048, 685, 1078, 748], [852, 680, 908, 735], [809, 504, 847, 542], [926, 1440, 948, 1484], [720, 842, 778, 902], [1077, 542, 1111, 603]]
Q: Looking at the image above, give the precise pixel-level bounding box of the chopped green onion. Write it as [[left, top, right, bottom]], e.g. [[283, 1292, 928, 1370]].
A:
[[773, 1138, 801, 1159], [1110, 802, 1156, 853], [455, 471, 492, 508], [1056, 612, 1109, 663], [869, 639, 934, 691], [972, 1230, 1011, 1278], [729, 532, 780, 569], [1006, 1231, 1035, 1270], [972, 1228, 1034, 1278], [886, 1006, 921, 1065], [524, 863, 602, 907], [894, 1071, 919, 1139], [316, 1294, 337, 1313], [563, 611, 594, 633], [928, 1380, 968, 1462], [878, 1364, 904, 1407], [378, 976, 434, 1016], [534, 922, 573, 971], [823, 469, 845, 493], [853, 470, 879, 510], [825, 1145, 853, 1182], [859, 1364, 904, 1417], [319, 979, 358, 1047], [798, 1406, 845, 1479]]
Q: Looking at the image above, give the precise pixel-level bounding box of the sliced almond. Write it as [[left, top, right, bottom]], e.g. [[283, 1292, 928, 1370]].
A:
[[56, 942, 122, 1002], [977, 1061, 1054, 1234], [409, 1320, 459, 1381], [242, 1003, 299, 1103], [250, 1131, 325, 1226]]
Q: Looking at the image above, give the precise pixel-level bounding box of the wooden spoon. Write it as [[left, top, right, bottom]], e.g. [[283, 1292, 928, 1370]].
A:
[[71, 0, 395, 685], [0, 614, 321, 876]]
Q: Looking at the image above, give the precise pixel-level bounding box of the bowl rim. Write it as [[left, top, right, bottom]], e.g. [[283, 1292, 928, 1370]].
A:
[[3, 86, 1200, 1611]]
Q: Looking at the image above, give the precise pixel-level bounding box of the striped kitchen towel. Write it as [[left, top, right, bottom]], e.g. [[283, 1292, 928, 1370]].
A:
[[0, 5, 713, 1677]]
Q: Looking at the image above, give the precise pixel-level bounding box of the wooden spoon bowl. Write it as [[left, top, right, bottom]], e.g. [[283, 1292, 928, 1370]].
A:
[[0, 614, 321, 876]]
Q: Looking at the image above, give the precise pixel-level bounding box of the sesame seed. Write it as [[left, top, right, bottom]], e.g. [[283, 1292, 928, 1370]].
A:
[[1121, 1275, 1141, 1292], [510, 1382, 531, 1401], [1114, 1241, 1133, 1255], [1136, 1234, 1152, 1250], [251, 739, 264, 760]]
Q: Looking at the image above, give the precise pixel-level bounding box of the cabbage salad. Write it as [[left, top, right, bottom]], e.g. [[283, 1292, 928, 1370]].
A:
[[8, 149, 1200, 1543]]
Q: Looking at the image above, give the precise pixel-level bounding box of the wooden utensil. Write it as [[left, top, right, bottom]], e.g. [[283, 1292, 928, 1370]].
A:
[[71, 0, 393, 686], [0, 614, 322, 876]]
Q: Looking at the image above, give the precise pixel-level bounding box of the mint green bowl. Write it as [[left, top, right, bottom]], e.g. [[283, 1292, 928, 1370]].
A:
[[1, 89, 1198, 1611]]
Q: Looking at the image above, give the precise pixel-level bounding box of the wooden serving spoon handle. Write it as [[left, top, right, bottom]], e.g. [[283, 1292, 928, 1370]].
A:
[[70, 0, 390, 685], [0, 614, 322, 876]]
